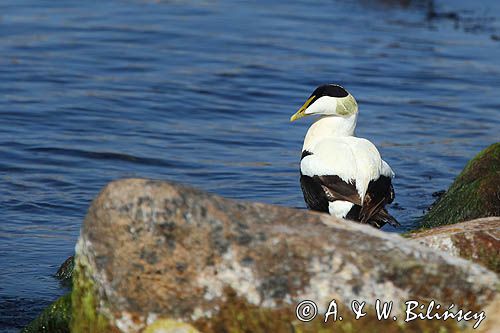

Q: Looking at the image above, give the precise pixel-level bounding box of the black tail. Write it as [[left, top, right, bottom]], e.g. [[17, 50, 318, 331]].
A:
[[369, 208, 400, 229]]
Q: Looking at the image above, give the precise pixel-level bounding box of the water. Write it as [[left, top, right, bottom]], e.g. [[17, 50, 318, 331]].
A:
[[1, 0, 499, 331]]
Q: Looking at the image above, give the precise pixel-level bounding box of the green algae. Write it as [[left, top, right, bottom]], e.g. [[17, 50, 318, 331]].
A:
[[421, 143, 500, 229], [21, 256, 75, 333], [21, 293, 71, 333], [70, 255, 117, 333]]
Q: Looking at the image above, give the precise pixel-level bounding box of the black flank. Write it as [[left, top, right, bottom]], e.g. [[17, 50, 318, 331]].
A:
[[358, 175, 398, 226], [300, 173, 329, 212], [299, 150, 398, 228]]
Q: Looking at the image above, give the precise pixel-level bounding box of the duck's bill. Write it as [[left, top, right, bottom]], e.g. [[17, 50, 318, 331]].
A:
[[290, 95, 315, 122]]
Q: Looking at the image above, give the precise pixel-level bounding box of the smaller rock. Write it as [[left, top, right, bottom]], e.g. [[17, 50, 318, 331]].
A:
[[55, 255, 74, 285], [409, 217, 500, 273], [422, 143, 500, 228], [21, 293, 71, 333]]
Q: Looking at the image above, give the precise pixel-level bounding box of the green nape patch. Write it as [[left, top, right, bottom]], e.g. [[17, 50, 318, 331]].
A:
[[21, 293, 71, 333], [193, 288, 462, 333], [421, 142, 500, 229]]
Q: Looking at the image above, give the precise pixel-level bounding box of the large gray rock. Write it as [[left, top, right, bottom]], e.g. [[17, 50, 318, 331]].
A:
[[72, 179, 499, 333]]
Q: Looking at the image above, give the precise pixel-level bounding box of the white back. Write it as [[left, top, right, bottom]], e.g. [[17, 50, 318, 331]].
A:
[[302, 137, 382, 199]]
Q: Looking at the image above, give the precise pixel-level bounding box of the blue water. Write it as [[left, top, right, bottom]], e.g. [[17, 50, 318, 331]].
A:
[[1, 0, 499, 331]]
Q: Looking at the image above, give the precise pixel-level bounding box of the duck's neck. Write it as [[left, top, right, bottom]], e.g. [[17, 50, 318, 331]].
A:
[[303, 114, 358, 152]]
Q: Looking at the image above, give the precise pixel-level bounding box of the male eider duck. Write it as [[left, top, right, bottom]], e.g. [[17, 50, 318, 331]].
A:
[[290, 84, 399, 228]]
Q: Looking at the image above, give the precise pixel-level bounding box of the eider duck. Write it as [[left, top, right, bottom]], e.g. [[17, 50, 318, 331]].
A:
[[290, 84, 399, 228]]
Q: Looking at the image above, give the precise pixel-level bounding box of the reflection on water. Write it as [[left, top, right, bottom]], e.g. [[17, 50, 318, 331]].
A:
[[1, 0, 499, 330]]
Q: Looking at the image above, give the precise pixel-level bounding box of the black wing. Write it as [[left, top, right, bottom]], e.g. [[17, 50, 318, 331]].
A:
[[300, 173, 361, 212], [299, 151, 398, 228], [359, 175, 398, 226]]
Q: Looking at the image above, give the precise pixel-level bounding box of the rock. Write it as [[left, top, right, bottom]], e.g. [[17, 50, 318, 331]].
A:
[[143, 320, 200, 333], [55, 255, 74, 286], [422, 143, 500, 228], [409, 217, 500, 273], [475, 296, 500, 333], [22, 258, 74, 333], [21, 293, 71, 333], [71, 178, 499, 333]]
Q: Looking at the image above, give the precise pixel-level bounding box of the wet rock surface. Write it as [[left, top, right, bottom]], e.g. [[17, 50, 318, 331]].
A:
[[71, 178, 499, 333], [55, 256, 74, 286], [409, 217, 500, 273], [20, 294, 71, 333], [422, 143, 500, 228]]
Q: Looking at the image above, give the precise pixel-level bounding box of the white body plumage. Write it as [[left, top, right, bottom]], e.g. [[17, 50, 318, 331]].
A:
[[300, 114, 394, 218]]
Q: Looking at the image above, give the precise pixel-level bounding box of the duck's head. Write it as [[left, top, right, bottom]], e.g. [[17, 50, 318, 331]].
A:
[[290, 84, 358, 122]]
